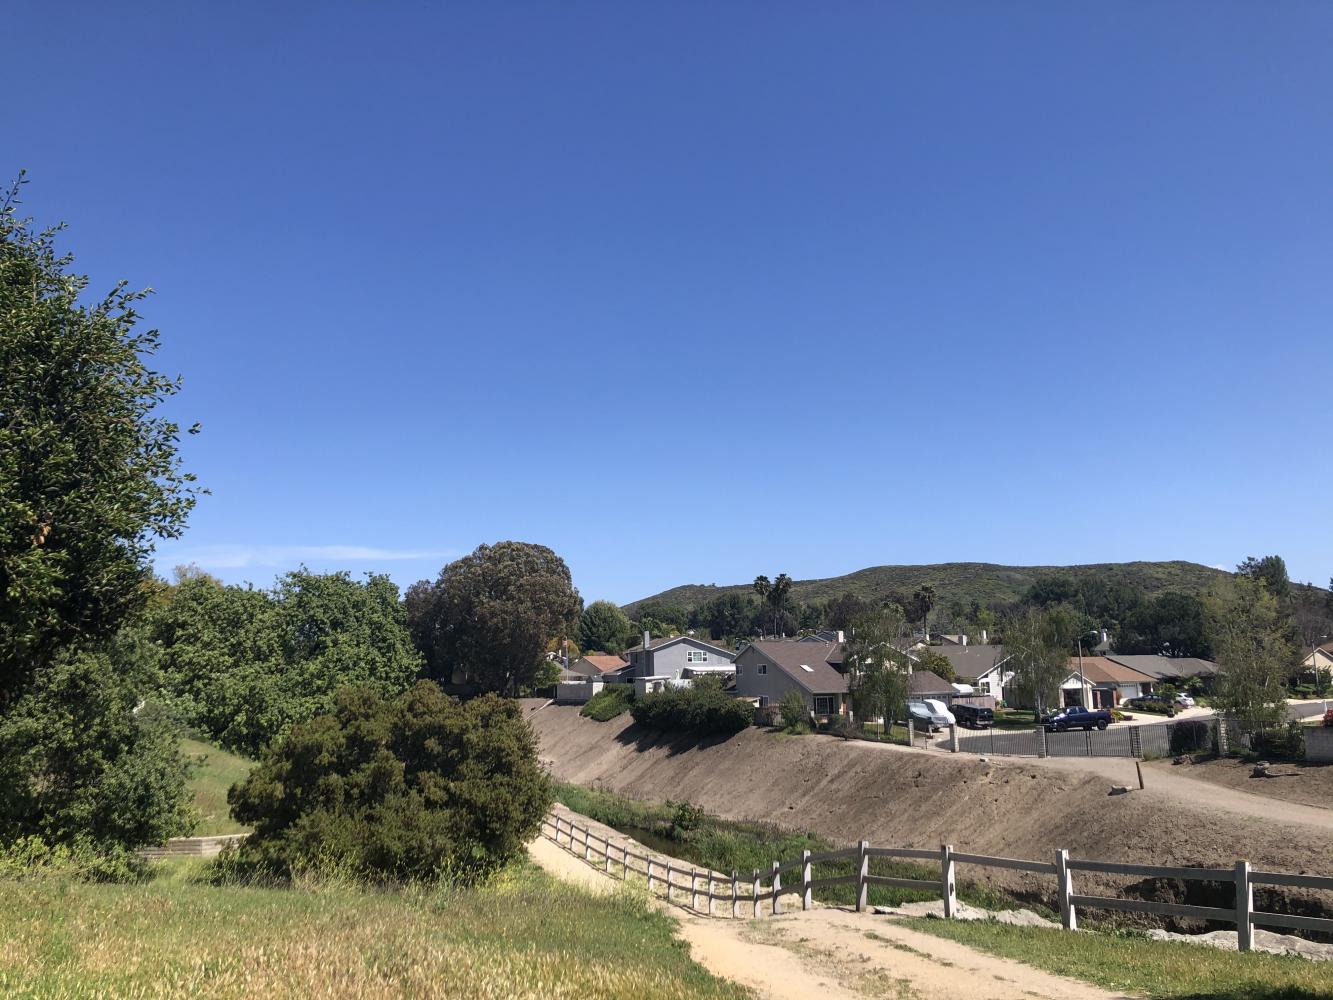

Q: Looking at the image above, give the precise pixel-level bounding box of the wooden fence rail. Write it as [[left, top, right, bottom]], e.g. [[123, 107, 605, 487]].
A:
[[539, 812, 1333, 950]]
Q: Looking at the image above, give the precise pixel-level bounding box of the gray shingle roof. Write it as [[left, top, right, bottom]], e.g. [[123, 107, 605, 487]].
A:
[[908, 671, 954, 697], [1104, 655, 1220, 680], [747, 640, 848, 694], [917, 644, 1006, 683]]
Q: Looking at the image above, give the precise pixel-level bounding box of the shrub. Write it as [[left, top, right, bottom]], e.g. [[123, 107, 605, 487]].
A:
[[1249, 721, 1306, 761], [228, 682, 551, 883], [777, 690, 808, 731], [1169, 719, 1213, 755], [581, 687, 632, 722], [629, 680, 753, 735]]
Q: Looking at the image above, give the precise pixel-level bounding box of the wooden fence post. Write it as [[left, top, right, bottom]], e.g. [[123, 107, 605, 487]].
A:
[[1056, 849, 1076, 931], [857, 841, 869, 913], [665, 861, 673, 901], [1036, 725, 1048, 758], [583, 827, 590, 861], [949, 724, 960, 753], [772, 861, 782, 915], [941, 844, 957, 919], [621, 843, 628, 878], [752, 870, 761, 918], [692, 868, 699, 911], [731, 871, 739, 919], [1129, 726, 1143, 759], [647, 858, 655, 894], [802, 849, 812, 911], [1217, 716, 1229, 756], [708, 876, 716, 916], [604, 838, 612, 874], [1236, 861, 1253, 952]]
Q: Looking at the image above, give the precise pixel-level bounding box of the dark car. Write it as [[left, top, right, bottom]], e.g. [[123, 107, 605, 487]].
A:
[[952, 703, 994, 729], [1043, 705, 1112, 732]]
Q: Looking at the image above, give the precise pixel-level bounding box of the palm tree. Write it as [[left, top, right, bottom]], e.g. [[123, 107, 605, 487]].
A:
[[753, 573, 794, 637]]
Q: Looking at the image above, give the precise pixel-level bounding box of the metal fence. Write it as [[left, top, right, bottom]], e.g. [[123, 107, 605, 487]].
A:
[[935, 717, 1225, 760], [540, 810, 1333, 951]]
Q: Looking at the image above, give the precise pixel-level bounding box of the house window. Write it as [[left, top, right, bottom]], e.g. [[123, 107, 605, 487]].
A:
[[736, 664, 743, 675], [686, 650, 708, 663], [813, 695, 835, 715], [757, 664, 767, 675], [758, 696, 770, 708]]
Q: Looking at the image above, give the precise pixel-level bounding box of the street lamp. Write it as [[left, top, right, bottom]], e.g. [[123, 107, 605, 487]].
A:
[[1075, 629, 1102, 709]]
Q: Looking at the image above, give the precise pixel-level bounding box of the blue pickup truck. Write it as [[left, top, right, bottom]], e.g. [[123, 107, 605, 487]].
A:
[[1043, 706, 1112, 732]]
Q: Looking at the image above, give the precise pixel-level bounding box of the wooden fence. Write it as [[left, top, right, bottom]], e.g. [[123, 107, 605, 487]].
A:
[[540, 813, 1333, 951]]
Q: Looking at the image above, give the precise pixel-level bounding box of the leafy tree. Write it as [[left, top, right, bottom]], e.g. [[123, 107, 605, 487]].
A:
[[1237, 555, 1291, 601], [1207, 577, 1295, 733], [408, 542, 582, 695], [915, 647, 956, 683], [628, 676, 753, 734], [1115, 591, 1211, 658], [825, 592, 869, 631], [903, 584, 937, 639], [1000, 607, 1069, 715], [578, 600, 634, 654], [0, 644, 193, 852], [845, 605, 912, 731], [228, 682, 551, 882], [152, 570, 421, 755], [630, 601, 688, 633], [0, 176, 201, 700], [695, 592, 759, 641]]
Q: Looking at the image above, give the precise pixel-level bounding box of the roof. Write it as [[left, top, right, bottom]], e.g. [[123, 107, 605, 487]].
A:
[[623, 634, 735, 658], [917, 644, 1007, 682], [908, 670, 954, 696], [1067, 656, 1156, 685], [1103, 654, 1221, 680], [744, 640, 848, 695], [578, 654, 629, 674]]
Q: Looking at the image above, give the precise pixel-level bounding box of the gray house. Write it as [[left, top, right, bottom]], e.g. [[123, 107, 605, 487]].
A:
[[622, 633, 735, 684], [734, 640, 848, 720]]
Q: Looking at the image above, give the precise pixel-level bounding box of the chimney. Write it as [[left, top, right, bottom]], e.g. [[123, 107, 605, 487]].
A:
[[961, 634, 968, 647], [836, 630, 845, 643], [642, 629, 650, 652], [981, 629, 988, 644]]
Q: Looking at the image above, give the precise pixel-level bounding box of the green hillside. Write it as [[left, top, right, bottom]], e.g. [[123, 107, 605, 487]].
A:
[[624, 560, 1232, 615]]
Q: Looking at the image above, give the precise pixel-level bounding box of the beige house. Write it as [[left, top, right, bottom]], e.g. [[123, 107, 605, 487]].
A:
[[1301, 641, 1333, 678]]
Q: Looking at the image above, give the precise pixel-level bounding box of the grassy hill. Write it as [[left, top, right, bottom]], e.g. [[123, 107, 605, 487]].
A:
[[181, 737, 254, 835], [624, 560, 1232, 615]]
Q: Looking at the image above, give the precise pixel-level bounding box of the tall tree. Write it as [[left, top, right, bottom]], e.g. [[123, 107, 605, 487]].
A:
[[1237, 555, 1291, 602], [905, 584, 937, 639], [1001, 607, 1069, 715], [1207, 577, 1295, 732], [695, 592, 758, 641], [409, 542, 582, 695], [0, 176, 201, 699], [578, 600, 633, 654], [845, 605, 912, 731], [752, 572, 793, 636]]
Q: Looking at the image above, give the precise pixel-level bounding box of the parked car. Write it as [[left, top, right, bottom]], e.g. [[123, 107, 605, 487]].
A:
[[907, 698, 955, 731], [1173, 694, 1196, 708], [952, 703, 994, 729], [1043, 705, 1112, 732]]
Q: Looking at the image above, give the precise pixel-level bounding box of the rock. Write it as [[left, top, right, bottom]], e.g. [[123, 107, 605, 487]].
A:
[[1109, 784, 1131, 795], [1252, 762, 1270, 778], [1173, 755, 1190, 765], [978, 756, 989, 763]]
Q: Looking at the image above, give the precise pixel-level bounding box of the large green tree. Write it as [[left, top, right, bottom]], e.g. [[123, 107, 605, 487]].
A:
[[408, 542, 582, 694], [845, 605, 912, 730], [577, 600, 633, 654], [1001, 607, 1070, 714], [1207, 577, 1295, 732], [0, 177, 201, 699], [694, 592, 759, 641], [752, 573, 793, 637], [152, 571, 421, 755]]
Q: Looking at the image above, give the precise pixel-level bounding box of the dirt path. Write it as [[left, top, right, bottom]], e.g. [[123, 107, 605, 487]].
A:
[[528, 823, 1127, 1000]]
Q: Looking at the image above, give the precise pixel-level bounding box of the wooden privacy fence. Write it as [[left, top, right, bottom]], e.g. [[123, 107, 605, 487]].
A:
[[540, 812, 1333, 951]]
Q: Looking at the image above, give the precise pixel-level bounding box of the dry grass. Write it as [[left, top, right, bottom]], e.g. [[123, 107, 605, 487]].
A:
[[0, 863, 747, 999]]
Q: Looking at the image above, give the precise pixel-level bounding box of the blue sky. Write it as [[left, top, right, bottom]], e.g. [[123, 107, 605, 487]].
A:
[[8, 2, 1332, 603]]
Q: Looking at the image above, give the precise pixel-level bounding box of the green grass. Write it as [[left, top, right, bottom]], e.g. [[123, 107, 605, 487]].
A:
[[0, 863, 745, 999], [992, 709, 1039, 730], [580, 686, 633, 722], [181, 737, 254, 835], [900, 918, 1333, 999], [554, 783, 1027, 915]]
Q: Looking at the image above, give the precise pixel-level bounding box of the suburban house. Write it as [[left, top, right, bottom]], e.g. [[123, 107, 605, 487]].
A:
[[800, 630, 846, 643], [1102, 654, 1221, 690], [908, 670, 955, 702], [1059, 656, 1156, 709], [1301, 641, 1333, 678], [734, 639, 848, 720], [569, 654, 629, 679], [622, 633, 736, 694], [920, 644, 1013, 702]]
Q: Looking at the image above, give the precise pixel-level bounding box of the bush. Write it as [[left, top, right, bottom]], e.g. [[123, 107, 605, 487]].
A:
[[777, 690, 808, 731], [0, 647, 193, 854], [228, 682, 551, 883], [581, 687, 632, 722], [1249, 721, 1306, 761], [1169, 719, 1213, 755], [629, 679, 754, 735]]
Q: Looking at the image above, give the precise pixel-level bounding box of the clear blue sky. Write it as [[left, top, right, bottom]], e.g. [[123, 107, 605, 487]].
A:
[[8, 2, 1332, 604]]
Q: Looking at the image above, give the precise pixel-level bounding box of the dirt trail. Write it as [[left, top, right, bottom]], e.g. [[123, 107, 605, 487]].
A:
[[528, 820, 1126, 1000]]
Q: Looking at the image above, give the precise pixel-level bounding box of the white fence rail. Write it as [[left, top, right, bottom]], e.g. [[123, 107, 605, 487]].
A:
[[539, 812, 1333, 950]]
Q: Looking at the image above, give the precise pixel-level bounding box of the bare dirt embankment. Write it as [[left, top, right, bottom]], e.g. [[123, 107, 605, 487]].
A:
[[526, 704, 1333, 923]]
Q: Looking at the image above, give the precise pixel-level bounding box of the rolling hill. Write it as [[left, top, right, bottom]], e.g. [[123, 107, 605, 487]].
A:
[[623, 561, 1233, 616]]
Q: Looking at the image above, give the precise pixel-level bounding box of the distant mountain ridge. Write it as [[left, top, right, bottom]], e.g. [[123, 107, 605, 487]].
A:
[[623, 561, 1233, 615]]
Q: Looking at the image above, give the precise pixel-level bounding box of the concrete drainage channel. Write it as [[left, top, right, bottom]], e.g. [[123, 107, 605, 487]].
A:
[[137, 833, 249, 860]]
